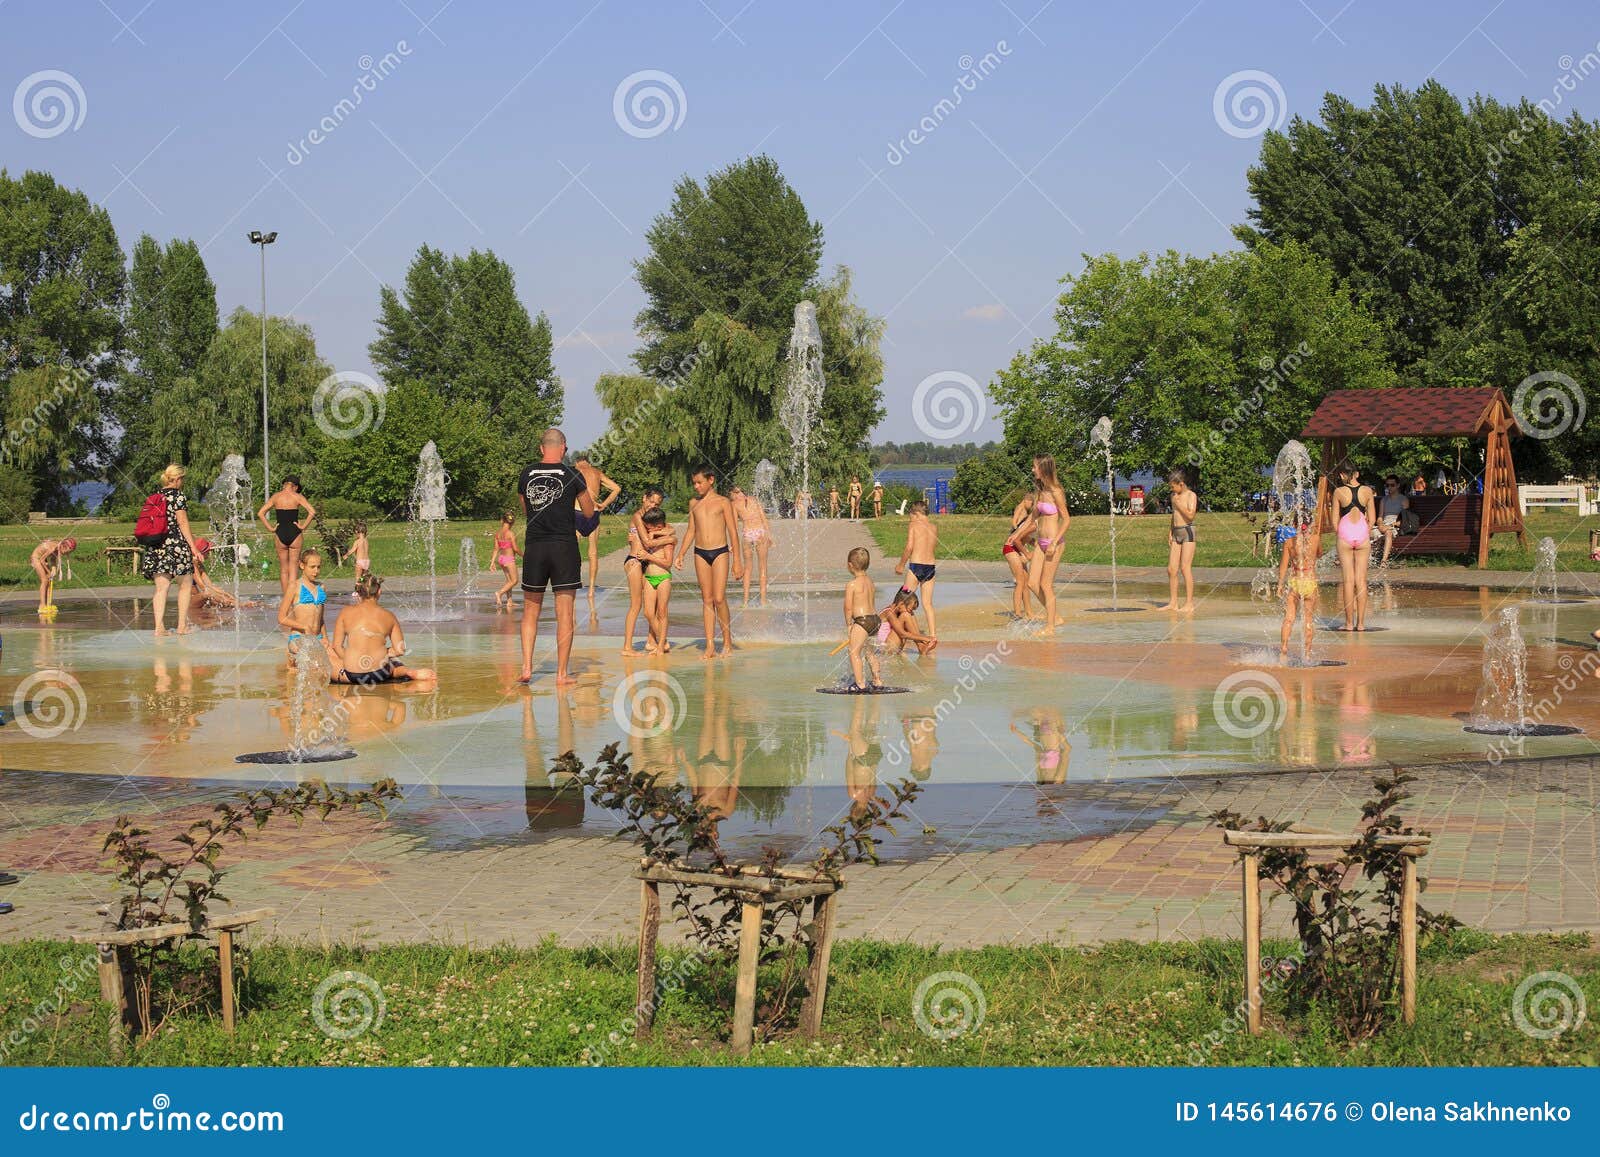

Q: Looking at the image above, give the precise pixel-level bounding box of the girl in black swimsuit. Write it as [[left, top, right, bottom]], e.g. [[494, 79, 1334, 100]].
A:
[[257, 475, 317, 600]]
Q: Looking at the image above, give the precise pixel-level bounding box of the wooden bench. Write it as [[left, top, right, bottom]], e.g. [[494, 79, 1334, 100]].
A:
[[1388, 494, 1480, 558], [1519, 483, 1594, 516]]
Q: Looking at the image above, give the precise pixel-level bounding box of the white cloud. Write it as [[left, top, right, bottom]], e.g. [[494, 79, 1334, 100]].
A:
[[961, 303, 1006, 321]]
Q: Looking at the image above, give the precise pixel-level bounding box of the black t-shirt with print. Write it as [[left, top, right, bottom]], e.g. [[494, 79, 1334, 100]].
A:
[[518, 461, 585, 542]]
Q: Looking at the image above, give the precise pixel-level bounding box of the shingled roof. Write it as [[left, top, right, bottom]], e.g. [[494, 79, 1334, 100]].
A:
[[1300, 388, 1518, 438]]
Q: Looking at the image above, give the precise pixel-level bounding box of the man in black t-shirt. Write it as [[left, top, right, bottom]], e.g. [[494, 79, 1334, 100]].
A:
[[517, 428, 595, 685]]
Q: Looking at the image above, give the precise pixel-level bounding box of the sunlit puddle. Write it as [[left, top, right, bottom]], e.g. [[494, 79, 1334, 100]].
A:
[[4, 579, 1595, 857]]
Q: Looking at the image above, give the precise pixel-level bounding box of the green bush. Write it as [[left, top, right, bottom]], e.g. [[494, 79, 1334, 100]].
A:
[[949, 446, 1029, 515], [313, 497, 383, 521]]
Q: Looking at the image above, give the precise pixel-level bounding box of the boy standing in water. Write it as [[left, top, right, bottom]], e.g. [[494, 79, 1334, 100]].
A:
[[842, 547, 884, 691], [675, 466, 744, 658], [1158, 468, 1199, 612], [895, 499, 940, 639]]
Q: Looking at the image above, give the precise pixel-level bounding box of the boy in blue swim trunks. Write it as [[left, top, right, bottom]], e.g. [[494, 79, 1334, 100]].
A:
[[894, 499, 940, 639]]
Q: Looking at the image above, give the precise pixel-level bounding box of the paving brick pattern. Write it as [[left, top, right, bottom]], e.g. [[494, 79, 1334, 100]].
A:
[[3, 756, 1594, 950]]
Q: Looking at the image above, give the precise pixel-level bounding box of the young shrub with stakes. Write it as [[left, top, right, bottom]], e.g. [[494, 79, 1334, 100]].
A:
[[1211, 771, 1456, 1040]]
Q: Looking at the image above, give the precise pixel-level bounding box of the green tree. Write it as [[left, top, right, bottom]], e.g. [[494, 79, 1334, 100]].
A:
[[112, 234, 218, 499], [992, 242, 1394, 508], [808, 265, 886, 488], [1240, 82, 1600, 379], [153, 307, 330, 497], [633, 154, 823, 378], [370, 244, 562, 468], [307, 377, 503, 516], [0, 169, 126, 511]]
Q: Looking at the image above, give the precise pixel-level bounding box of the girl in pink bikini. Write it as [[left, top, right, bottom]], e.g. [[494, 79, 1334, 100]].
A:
[[1331, 461, 1374, 632], [1009, 456, 1069, 634], [492, 511, 521, 610]]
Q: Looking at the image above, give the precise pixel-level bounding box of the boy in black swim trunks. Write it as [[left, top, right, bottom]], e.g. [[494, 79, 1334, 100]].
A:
[[894, 499, 940, 639], [842, 546, 884, 690], [674, 465, 744, 658]]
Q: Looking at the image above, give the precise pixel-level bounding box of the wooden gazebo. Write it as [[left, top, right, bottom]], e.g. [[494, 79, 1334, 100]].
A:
[[1301, 387, 1526, 567]]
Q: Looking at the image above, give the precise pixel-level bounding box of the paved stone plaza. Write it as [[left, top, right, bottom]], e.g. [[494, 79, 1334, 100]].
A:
[[2, 755, 1594, 949]]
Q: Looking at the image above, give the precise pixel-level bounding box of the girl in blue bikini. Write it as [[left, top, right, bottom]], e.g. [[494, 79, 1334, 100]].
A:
[[277, 549, 335, 670]]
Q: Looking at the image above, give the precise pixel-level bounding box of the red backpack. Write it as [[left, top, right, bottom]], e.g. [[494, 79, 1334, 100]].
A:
[[133, 492, 169, 546]]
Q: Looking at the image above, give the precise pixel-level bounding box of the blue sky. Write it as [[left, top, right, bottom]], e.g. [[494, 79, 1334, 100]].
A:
[[6, 0, 1598, 447]]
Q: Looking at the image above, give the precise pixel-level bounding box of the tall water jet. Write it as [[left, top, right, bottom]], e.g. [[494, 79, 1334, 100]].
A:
[[1270, 440, 1315, 538], [408, 441, 447, 619], [1531, 536, 1559, 602], [1086, 417, 1134, 612], [780, 302, 826, 634], [752, 458, 779, 514], [457, 536, 480, 597], [204, 454, 252, 628]]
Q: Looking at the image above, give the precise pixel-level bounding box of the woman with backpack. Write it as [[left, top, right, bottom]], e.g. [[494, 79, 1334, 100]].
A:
[[256, 475, 316, 598], [137, 463, 203, 637]]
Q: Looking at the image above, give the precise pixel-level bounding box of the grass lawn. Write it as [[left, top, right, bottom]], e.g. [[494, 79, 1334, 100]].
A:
[[1, 930, 1593, 1066], [0, 519, 631, 589], [864, 510, 1600, 571]]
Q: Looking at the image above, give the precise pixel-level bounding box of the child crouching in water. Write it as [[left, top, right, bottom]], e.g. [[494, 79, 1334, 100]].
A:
[[842, 547, 883, 690], [638, 507, 676, 654], [882, 589, 937, 656]]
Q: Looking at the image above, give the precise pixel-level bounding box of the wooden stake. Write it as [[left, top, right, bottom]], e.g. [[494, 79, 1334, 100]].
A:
[[1242, 852, 1262, 1035], [731, 899, 764, 1057], [635, 879, 660, 1038], [218, 929, 236, 1033], [95, 941, 127, 1059], [1400, 852, 1418, 1025], [799, 891, 840, 1039]]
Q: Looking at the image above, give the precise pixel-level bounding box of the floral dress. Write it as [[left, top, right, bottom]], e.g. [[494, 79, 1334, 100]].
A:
[[140, 488, 194, 579]]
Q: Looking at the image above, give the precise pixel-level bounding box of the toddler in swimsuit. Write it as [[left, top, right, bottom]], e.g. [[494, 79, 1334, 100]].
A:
[[842, 546, 884, 690], [637, 507, 676, 654], [1276, 519, 1322, 661]]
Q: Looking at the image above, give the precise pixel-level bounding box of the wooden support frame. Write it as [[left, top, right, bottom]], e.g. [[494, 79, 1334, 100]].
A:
[[632, 862, 842, 1057], [75, 907, 273, 1046], [1223, 832, 1430, 1034]]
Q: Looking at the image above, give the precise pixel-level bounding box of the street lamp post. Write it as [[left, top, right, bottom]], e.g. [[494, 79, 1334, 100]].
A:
[[247, 230, 278, 502]]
